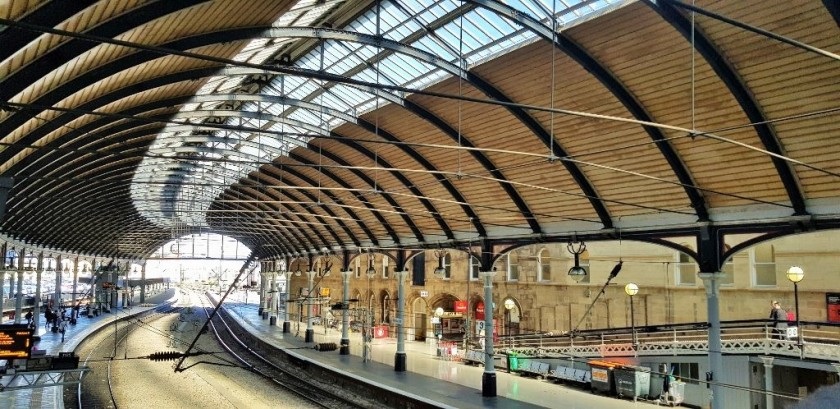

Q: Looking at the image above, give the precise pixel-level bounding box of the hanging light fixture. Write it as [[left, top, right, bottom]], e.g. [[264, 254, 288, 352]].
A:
[[567, 241, 587, 282]]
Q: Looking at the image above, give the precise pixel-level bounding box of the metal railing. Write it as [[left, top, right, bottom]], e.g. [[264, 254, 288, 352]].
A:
[[497, 320, 840, 362]]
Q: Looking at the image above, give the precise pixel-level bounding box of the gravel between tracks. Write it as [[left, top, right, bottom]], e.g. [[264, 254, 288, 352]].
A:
[[75, 296, 318, 409]]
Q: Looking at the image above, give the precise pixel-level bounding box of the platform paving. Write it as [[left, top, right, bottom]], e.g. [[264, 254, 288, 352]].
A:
[[223, 297, 647, 409]]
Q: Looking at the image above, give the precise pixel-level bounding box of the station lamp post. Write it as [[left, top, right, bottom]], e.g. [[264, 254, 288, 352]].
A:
[[624, 283, 639, 349], [786, 266, 805, 351]]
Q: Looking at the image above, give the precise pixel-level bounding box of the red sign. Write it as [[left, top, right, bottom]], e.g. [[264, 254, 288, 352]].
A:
[[828, 293, 840, 323], [476, 302, 485, 320], [454, 301, 467, 313], [374, 325, 389, 338]]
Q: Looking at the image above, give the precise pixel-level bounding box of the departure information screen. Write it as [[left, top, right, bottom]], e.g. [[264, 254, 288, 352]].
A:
[[0, 327, 34, 359]]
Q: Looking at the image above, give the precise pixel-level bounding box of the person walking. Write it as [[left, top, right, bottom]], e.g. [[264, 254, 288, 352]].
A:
[[769, 300, 789, 340]]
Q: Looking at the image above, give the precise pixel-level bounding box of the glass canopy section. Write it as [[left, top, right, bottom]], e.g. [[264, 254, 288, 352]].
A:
[[131, 0, 627, 231]]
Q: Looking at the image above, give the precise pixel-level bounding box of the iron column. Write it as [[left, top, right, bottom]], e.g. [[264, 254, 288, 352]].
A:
[[394, 269, 408, 371]]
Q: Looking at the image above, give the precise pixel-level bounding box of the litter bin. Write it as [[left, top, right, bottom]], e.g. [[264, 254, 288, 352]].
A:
[[662, 380, 685, 407], [614, 365, 651, 401], [588, 360, 618, 395], [508, 351, 519, 372]]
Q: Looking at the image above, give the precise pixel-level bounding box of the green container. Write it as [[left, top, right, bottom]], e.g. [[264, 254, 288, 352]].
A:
[[508, 352, 519, 371]]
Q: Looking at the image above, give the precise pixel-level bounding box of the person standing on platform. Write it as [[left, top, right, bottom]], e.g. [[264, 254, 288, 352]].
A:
[[769, 300, 788, 340]]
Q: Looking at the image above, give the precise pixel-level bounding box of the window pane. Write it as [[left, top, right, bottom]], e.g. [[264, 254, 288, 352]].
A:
[[679, 263, 696, 285], [755, 264, 776, 286], [720, 261, 734, 285], [755, 244, 774, 263]]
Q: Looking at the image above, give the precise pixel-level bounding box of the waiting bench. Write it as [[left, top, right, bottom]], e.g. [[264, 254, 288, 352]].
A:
[[547, 366, 592, 386], [516, 360, 550, 378], [462, 350, 485, 366]]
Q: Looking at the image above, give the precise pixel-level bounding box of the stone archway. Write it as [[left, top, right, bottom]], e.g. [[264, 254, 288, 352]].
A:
[[411, 296, 428, 341], [502, 297, 522, 336]]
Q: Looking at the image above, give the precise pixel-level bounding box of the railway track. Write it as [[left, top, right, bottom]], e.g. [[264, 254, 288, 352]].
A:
[[199, 293, 371, 409], [68, 303, 180, 409]]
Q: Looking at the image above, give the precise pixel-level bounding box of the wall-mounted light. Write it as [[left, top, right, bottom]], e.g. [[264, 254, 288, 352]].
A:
[[567, 241, 587, 282], [433, 246, 448, 278], [366, 248, 376, 278]]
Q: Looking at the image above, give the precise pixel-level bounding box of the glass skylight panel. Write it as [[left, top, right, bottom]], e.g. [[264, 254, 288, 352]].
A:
[[133, 0, 626, 230], [289, 109, 324, 127], [383, 15, 420, 41], [348, 13, 376, 36], [326, 84, 367, 108], [401, 70, 441, 91], [297, 52, 323, 71], [378, 2, 406, 33], [318, 89, 353, 114], [412, 36, 458, 61], [375, 61, 413, 86], [289, 79, 321, 100], [265, 103, 287, 116]]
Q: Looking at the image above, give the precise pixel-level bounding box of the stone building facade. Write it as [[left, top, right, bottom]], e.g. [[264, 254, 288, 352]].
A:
[[284, 230, 839, 339]]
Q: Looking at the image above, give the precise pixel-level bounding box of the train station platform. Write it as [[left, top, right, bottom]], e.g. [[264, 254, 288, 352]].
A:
[[0, 288, 177, 409], [222, 300, 643, 409]]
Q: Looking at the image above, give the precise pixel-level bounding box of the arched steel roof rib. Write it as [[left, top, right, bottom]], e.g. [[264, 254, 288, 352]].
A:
[[238, 180, 345, 249], [344, 113, 469, 239], [0, 0, 206, 102], [5, 90, 462, 243], [0, 25, 591, 234], [322, 137, 448, 241], [310, 147, 412, 242], [7, 89, 448, 242], [223, 178, 324, 250], [646, 0, 808, 216], [285, 151, 397, 244], [0, 0, 96, 62], [469, 0, 708, 222], [229, 182, 331, 254], [6, 83, 459, 243], [24, 212, 156, 252], [825, 0, 840, 27], [6, 156, 144, 224], [210, 192, 310, 253], [256, 162, 370, 248], [8, 175, 146, 242], [0, 66, 266, 162], [205, 191, 300, 255]]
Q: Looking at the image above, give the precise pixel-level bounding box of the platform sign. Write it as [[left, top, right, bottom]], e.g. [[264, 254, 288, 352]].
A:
[[827, 293, 840, 323], [0, 326, 34, 359]]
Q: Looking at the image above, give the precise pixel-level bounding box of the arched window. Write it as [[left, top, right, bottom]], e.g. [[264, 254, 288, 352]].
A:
[[506, 253, 519, 281], [382, 294, 390, 323], [752, 243, 776, 287], [538, 248, 551, 282], [381, 256, 389, 279], [720, 245, 735, 286], [469, 255, 480, 281], [676, 246, 696, 285], [440, 253, 452, 280]]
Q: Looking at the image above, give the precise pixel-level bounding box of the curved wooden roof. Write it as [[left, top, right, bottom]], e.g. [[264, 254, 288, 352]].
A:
[[0, 0, 838, 260]]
